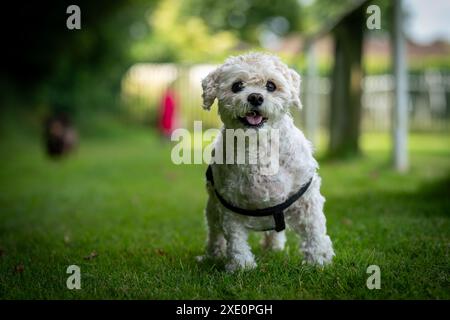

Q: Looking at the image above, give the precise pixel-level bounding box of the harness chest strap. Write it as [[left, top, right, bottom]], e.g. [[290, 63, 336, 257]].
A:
[[205, 165, 313, 232]]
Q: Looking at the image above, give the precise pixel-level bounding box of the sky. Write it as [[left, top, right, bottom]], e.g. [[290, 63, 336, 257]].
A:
[[405, 0, 450, 44]]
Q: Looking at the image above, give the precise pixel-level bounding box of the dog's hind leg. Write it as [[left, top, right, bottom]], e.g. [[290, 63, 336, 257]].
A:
[[261, 230, 286, 251]]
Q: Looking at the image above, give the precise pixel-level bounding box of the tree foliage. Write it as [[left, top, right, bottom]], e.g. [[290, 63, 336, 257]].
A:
[[3, 1, 158, 113], [130, 0, 237, 63], [184, 0, 303, 43]]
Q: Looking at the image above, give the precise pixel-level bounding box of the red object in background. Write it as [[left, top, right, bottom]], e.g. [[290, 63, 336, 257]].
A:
[[158, 88, 177, 137]]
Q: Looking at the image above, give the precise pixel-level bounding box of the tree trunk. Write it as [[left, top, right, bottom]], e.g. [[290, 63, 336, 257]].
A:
[[328, 6, 365, 158]]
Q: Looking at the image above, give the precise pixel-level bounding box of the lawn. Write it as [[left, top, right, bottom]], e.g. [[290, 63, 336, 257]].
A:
[[0, 118, 449, 299]]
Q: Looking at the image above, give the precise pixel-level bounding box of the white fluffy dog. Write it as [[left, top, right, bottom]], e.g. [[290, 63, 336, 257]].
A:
[[198, 52, 334, 272]]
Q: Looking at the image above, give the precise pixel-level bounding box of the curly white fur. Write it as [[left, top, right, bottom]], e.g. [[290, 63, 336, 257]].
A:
[[198, 52, 334, 272]]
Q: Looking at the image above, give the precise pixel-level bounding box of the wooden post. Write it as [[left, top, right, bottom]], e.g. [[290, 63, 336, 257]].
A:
[[305, 43, 319, 146], [392, 0, 409, 172]]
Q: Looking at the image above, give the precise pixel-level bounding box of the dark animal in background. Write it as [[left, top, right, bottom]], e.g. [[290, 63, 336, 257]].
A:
[[44, 113, 78, 157]]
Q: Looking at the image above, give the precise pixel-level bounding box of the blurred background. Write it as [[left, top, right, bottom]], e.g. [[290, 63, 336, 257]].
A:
[[0, 0, 449, 299], [2, 0, 449, 154]]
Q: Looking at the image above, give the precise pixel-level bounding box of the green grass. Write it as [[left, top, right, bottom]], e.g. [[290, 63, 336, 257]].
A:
[[0, 120, 449, 299]]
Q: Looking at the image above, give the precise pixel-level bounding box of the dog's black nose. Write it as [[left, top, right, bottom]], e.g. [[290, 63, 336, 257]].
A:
[[247, 93, 264, 107]]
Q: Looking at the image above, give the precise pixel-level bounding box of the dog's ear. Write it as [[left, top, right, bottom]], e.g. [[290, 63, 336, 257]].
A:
[[201, 67, 221, 110], [289, 68, 302, 109]]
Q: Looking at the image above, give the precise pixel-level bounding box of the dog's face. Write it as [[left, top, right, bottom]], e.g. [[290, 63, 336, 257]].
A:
[[201, 53, 301, 129]]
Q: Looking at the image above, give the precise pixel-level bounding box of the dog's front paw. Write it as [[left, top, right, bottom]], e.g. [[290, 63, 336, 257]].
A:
[[225, 257, 257, 272], [301, 236, 335, 266], [196, 241, 227, 263], [303, 250, 334, 266], [195, 252, 225, 263]]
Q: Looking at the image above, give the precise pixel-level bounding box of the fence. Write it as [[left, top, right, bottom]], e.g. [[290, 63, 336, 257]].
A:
[[121, 64, 450, 132]]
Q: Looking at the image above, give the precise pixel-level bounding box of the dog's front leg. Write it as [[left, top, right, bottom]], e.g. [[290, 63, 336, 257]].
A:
[[196, 197, 227, 263], [223, 213, 256, 272], [288, 179, 335, 266], [204, 198, 227, 259]]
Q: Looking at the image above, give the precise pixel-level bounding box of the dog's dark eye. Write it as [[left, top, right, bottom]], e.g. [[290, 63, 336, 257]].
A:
[[266, 81, 276, 92], [231, 81, 244, 93]]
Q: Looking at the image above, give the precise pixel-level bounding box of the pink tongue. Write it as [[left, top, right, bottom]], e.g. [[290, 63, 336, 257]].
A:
[[246, 114, 263, 125]]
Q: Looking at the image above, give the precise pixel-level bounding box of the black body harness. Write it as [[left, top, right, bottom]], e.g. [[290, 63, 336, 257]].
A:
[[206, 165, 313, 232]]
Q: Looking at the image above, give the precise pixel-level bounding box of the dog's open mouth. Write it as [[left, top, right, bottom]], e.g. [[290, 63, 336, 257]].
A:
[[239, 111, 268, 128]]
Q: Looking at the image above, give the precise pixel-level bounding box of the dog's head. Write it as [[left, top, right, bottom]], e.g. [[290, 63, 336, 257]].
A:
[[201, 52, 301, 129]]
